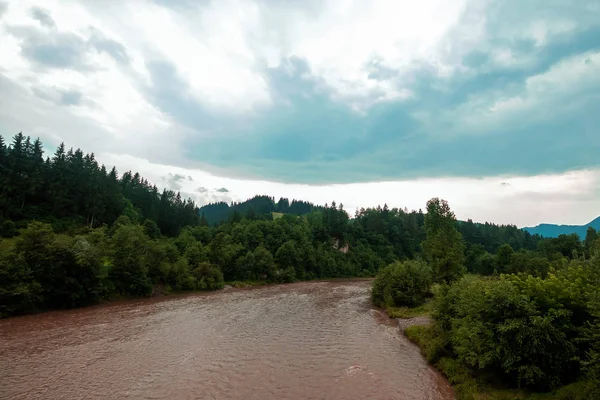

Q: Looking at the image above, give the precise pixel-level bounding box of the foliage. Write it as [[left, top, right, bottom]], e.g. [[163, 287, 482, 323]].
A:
[[422, 198, 466, 284], [193, 262, 224, 290], [0, 133, 200, 237], [1, 219, 17, 238], [110, 224, 153, 296], [275, 266, 297, 283], [405, 324, 598, 400], [538, 234, 584, 260], [429, 258, 599, 392], [199, 195, 320, 225], [371, 260, 433, 308]]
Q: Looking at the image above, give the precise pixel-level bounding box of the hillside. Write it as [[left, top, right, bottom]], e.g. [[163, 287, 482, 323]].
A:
[[523, 216, 600, 238], [199, 195, 320, 225]]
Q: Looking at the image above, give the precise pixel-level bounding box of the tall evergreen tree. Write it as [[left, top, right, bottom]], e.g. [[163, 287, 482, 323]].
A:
[[422, 197, 466, 284]]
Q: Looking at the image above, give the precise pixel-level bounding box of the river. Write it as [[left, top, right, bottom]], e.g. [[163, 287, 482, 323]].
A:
[[0, 279, 453, 400]]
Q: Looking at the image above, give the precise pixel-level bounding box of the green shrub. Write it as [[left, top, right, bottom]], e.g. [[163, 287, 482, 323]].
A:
[[371, 260, 433, 308], [193, 262, 225, 290], [275, 266, 297, 283], [0, 219, 16, 238], [432, 272, 597, 391]]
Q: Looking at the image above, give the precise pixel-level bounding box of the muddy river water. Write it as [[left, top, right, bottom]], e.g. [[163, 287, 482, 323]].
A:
[[0, 280, 453, 400]]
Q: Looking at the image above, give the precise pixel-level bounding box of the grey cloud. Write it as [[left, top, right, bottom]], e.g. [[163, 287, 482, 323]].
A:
[[461, 51, 489, 68], [216, 187, 229, 193], [31, 86, 84, 107], [19, 30, 87, 69], [142, 60, 224, 132], [60, 90, 83, 106], [89, 29, 130, 64], [6, 23, 129, 71], [188, 176, 193, 181], [31, 7, 56, 28], [0, 2, 7, 18], [196, 187, 208, 193]]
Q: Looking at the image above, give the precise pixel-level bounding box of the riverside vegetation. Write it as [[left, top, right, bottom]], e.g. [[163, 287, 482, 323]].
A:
[[372, 198, 600, 399], [1, 133, 599, 397]]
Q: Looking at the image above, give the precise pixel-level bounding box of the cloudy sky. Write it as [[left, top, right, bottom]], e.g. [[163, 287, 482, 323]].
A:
[[1, 0, 599, 227]]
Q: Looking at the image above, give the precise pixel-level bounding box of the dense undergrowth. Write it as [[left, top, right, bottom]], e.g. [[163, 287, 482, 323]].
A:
[[371, 199, 600, 399]]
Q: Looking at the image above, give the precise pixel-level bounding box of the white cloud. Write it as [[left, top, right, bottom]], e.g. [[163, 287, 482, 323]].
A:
[[98, 152, 600, 228], [2, 0, 471, 114], [0, 2, 170, 125], [255, 0, 468, 108]]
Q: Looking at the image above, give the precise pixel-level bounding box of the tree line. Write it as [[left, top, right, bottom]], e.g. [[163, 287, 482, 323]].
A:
[[0, 132, 201, 238], [199, 195, 320, 225]]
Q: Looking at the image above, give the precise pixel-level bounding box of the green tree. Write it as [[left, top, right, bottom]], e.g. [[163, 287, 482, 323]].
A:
[[14, 222, 102, 309], [193, 262, 224, 290], [435, 276, 579, 390], [253, 245, 276, 279], [496, 243, 514, 273], [0, 250, 42, 317], [371, 260, 432, 308], [0, 220, 16, 238], [275, 240, 300, 271], [110, 224, 152, 296], [235, 251, 255, 280], [585, 227, 599, 257], [143, 219, 161, 239], [422, 198, 465, 284]]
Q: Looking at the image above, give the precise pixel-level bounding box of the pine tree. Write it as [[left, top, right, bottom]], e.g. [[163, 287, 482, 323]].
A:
[[50, 143, 69, 216]]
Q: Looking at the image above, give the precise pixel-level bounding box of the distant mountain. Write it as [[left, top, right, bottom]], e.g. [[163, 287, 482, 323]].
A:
[[199, 195, 320, 225], [523, 216, 600, 238]]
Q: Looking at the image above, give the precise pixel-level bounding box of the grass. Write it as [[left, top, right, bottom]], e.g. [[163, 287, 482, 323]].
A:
[[271, 212, 284, 220], [226, 280, 270, 288], [386, 300, 433, 319], [404, 324, 597, 400]]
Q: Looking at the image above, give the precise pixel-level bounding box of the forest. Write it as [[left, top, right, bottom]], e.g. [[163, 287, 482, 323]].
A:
[[199, 195, 320, 225], [1, 133, 598, 397]]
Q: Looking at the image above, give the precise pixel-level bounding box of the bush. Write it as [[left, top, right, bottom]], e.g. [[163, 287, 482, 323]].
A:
[[193, 262, 224, 290], [0, 219, 16, 238], [432, 270, 598, 391], [371, 260, 433, 308], [275, 266, 296, 283]]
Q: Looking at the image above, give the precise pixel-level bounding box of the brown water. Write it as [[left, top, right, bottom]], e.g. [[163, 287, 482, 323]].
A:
[[0, 280, 453, 400]]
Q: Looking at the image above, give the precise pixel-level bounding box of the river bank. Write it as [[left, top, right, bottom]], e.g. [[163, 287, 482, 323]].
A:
[[381, 305, 597, 400]]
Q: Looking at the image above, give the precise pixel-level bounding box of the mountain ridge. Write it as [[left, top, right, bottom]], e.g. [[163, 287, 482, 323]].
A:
[[523, 216, 600, 238]]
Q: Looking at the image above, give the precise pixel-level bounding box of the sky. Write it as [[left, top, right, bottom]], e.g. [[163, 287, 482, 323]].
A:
[[1, 0, 599, 228]]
